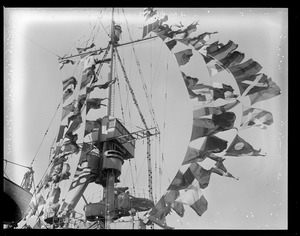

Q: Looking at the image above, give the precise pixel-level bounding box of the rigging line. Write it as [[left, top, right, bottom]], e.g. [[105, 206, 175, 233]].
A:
[[150, 38, 164, 94], [120, 160, 130, 187], [97, 17, 110, 38], [9, 26, 61, 58], [115, 49, 150, 130], [116, 69, 126, 121], [30, 98, 63, 167], [64, 21, 94, 56], [115, 48, 154, 201], [161, 56, 171, 184], [4, 159, 31, 170], [128, 160, 136, 195], [122, 10, 159, 131]]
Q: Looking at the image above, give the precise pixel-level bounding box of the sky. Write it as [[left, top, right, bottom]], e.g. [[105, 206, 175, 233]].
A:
[[4, 8, 288, 229]]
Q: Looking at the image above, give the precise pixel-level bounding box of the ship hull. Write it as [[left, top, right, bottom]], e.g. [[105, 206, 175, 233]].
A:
[[3, 177, 32, 224]]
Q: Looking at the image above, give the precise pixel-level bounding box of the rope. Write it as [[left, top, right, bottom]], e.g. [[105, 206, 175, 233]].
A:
[[122, 9, 159, 131], [128, 160, 136, 195], [4, 159, 31, 170], [29, 99, 62, 167], [115, 48, 154, 201], [10, 27, 61, 58]]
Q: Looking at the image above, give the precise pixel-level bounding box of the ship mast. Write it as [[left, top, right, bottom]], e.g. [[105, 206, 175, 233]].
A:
[[103, 7, 116, 229], [98, 8, 159, 229]]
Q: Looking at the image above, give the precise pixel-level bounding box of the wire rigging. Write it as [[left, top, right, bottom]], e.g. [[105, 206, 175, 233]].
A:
[[29, 99, 63, 167], [9, 26, 61, 58]]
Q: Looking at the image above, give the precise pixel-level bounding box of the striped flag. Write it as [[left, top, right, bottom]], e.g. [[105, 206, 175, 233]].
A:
[[69, 158, 92, 190], [225, 134, 265, 157], [248, 78, 281, 105], [240, 106, 273, 130], [229, 59, 262, 80], [208, 40, 238, 61], [219, 51, 245, 68], [176, 179, 208, 217]]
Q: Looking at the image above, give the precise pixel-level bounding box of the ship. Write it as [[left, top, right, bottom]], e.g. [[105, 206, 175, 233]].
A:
[[4, 8, 282, 229]]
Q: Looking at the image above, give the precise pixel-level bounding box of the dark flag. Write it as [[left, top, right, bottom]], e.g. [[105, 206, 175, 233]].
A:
[[86, 98, 107, 113], [210, 160, 239, 180], [236, 73, 269, 96], [219, 51, 245, 68], [248, 78, 281, 105], [87, 79, 117, 93], [189, 31, 218, 51], [174, 49, 193, 66], [59, 59, 75, 70], [62, 76, 77, 91], [225, 134, 265, 157], [84, 119, 101, 136], [76, 43, 95, 54], [165, 39, 177, 50], [174, 21, 199, 39]]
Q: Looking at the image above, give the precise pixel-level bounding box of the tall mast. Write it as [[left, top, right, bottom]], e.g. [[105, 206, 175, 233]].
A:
[[104, 7, 115, 229], [107, 8, 115, 116]]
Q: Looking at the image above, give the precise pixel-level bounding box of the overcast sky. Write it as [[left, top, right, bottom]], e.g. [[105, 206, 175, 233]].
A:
[[4, 8, 288, 229]]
